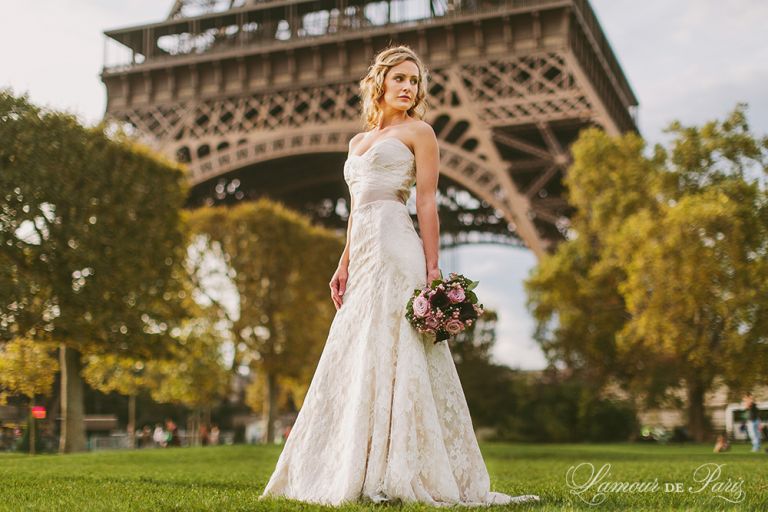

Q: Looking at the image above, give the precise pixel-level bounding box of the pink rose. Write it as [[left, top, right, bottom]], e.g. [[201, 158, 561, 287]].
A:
[[445, 319, 464, 335], [413, 295, 430, 317], [424, 316, 440, 329], [447, 287, 465, 303]]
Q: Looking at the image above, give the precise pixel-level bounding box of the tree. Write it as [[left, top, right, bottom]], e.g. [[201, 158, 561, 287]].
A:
[[0, 90, 191, 452], [81, 353, 147, 439], [526, 104, 768, 441], [142, 313, 232, 446], [0, 338, 59, 454], [82, 273, 231, 446], [526, 125, 669, 393], [186, 199, 343, 443], [450, 309, 518, 430], [609, 107, 768, 440]]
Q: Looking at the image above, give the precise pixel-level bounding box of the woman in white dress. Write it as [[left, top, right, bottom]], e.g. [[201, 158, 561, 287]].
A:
[[259, 45, 540, 507]]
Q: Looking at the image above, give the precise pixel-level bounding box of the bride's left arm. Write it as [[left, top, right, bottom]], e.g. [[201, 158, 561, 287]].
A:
[[414, 122, 441, 283]]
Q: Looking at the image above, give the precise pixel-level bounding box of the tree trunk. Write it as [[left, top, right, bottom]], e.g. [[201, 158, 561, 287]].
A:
[[29, 398, 36, 456], [204, 405, 211, 429], [194, 408, 200, 447], [128, 394, 136, 448], [263, 371, 278, 444], [48, 387, 61, 445], [59, 344, 87, 453], [187, 414, 195, 447], [686, 377, 708, 443]]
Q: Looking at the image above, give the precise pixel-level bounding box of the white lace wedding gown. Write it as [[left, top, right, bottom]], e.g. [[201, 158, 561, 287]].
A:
[[259, 137, 539, 507]]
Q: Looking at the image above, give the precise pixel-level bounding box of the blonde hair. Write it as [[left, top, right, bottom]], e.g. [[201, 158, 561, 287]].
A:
[[358, 44, 430, 130]]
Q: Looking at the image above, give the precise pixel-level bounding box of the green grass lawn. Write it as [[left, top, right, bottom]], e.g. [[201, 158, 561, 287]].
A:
[[0, 442, 766, 511]]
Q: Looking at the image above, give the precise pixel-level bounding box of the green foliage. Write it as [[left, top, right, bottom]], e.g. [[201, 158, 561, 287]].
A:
[[525, 103, 768, 440], [0, 338, 58, 404], [523, 126, 657, 387], [143, 314, 231, 409], [0, 89, 191, 359], [81, 353, 147, 397], [451, 310, 636, 442], [186, 199, 344, 415], [452, 309, 512, 427], [81, 265, 231, 410], [466, 369, 637, 443]]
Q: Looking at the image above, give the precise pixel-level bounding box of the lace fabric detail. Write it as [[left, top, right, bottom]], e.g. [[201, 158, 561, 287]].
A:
[[259, 140, 539, 507]]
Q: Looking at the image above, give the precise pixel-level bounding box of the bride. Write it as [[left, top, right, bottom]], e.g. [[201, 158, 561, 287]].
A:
[[259, 45, 540, 507]]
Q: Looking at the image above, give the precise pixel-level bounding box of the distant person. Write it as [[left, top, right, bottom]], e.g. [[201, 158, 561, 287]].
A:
[[199, 424, 209, 446], [153, 423, 167, 448], [139, 425, 152, 448], [165, 418, 181, 447], [743, 392, 761, 452], [713, 434, 730, 452], [209, 424, 220, 446]]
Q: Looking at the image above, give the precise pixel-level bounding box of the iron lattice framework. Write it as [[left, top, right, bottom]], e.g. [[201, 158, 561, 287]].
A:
[[101, 0, 638, 257]]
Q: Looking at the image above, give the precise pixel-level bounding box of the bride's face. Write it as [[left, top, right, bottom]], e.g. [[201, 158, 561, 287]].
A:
[[380, 60, 420, 112]]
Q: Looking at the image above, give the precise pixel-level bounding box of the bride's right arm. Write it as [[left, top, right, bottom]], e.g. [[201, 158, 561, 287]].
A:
[[330, 195, 353, 309], [338, 194, 354, 268], [338, 133, 362, 269]]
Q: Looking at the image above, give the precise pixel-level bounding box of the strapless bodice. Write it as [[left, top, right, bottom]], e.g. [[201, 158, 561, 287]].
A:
[[343, 137, 416, 211]]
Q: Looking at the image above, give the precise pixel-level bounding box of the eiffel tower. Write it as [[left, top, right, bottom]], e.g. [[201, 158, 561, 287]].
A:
[[101, 0, 637, 258]]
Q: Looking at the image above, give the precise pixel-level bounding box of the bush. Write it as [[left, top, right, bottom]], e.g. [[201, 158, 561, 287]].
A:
[[474, 371, 638, 443]]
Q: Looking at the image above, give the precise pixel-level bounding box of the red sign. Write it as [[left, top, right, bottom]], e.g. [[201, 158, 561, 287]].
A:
[[31, 406, 46, 419]]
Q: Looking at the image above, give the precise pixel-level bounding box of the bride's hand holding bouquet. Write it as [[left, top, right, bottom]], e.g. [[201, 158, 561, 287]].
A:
[[406, 271, 484, 343], [425, 266, 442, 286]]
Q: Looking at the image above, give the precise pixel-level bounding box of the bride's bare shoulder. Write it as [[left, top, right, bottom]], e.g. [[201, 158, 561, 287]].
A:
[[348, 132, 367, 152], [409, 120, 438, 151], [407, 119, 433, 133]]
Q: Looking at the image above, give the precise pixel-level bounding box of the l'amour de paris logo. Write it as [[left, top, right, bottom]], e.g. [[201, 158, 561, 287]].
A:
[[565, 462, 745, 505]]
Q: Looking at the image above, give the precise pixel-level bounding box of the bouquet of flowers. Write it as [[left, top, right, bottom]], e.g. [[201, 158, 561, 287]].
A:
[[405, 272, 484, 343]]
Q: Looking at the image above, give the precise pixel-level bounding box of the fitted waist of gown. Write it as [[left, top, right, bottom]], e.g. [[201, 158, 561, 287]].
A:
[[352, 187, 408, 210]]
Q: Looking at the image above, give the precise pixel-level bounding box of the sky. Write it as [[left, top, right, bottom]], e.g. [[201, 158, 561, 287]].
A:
[[2, 0, 766, 370]]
